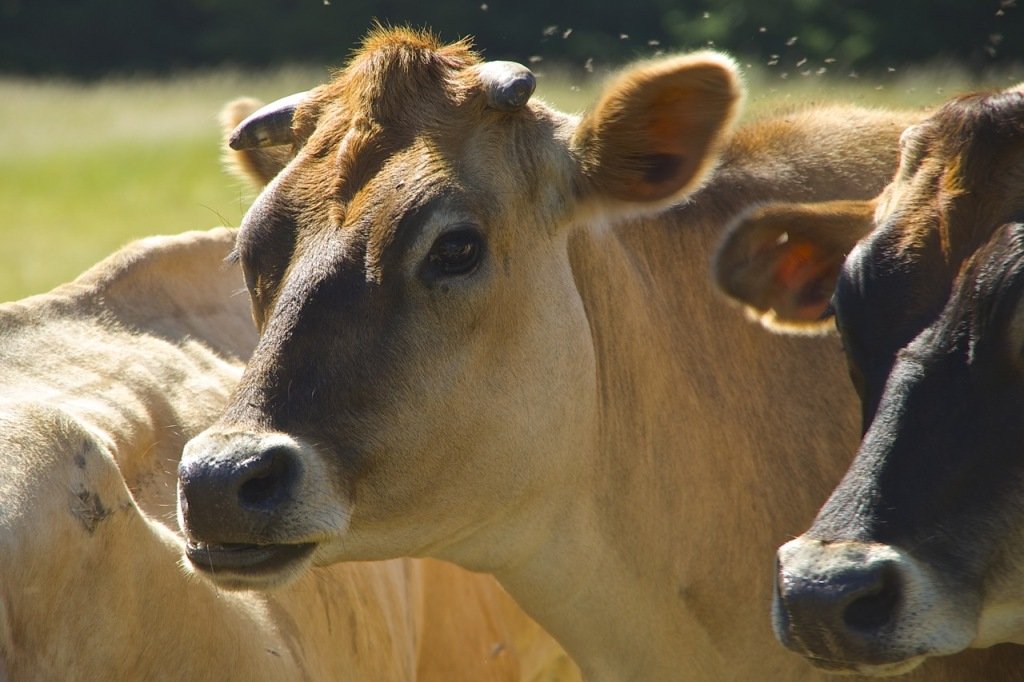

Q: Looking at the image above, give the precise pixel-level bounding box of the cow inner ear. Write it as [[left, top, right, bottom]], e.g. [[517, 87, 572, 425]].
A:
[[571, 51, 743, 211], [713, 199, 877, 333]]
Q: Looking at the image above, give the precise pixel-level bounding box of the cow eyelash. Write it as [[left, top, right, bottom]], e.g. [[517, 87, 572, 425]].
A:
[[425, 226, 485, 277]]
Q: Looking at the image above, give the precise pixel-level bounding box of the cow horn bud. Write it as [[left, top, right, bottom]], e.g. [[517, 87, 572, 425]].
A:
[[478, 61, 536, 112], [228, 91, 308, 150]]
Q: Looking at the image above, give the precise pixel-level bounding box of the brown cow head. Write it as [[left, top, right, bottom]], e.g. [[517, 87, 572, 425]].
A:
[[176, 27, 741, 589], [715, 89, 1024, 673]]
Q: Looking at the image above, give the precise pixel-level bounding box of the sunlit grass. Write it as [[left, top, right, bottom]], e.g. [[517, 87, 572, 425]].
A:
[[2, 61, 1020, 301], [0, 67, 326, 300]]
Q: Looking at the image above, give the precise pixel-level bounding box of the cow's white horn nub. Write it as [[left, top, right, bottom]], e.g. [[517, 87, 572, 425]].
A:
[[228, 91, 309, 150], [479, 61, 536, 112]]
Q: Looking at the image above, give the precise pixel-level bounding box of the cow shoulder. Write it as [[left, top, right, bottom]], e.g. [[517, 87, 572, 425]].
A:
[[714, 199, 876, 332], [73, 227, 256, 361]]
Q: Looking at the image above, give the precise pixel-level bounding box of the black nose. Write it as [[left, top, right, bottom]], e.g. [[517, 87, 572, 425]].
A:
[[780, 560, 900, 629], [235, 446, 298, 511], [841, 564, 901, 631], [178, 433, 303, 544], [775, 545, 904, 664]]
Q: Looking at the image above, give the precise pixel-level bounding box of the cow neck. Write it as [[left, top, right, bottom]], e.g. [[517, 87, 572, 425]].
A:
[[490, 110, 888, 680]]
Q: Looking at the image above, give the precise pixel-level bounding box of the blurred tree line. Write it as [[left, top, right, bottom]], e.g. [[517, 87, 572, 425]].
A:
[[0, 0, 1018, 79]]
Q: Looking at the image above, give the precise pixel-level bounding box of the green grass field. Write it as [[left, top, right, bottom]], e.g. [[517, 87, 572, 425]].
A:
[[1, 61, 1019, 302], [0, 67, 329, 300]]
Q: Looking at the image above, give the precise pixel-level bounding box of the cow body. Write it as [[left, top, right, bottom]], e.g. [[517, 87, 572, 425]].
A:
[[0, 226, 573, 681], [715, 90, 1024, 674], [176, 28, 1024, 680]]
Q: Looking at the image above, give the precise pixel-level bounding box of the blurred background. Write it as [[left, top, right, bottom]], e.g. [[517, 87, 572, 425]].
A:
[[1, 0, 1020, 299], [3, 0, 1018, 79]]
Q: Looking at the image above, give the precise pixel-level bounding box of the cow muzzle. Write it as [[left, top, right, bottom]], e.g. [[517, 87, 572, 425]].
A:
[[177, 429, 350, 589], [772, 537, 977, 675]]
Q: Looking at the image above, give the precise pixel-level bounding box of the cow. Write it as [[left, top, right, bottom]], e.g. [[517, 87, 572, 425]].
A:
[[0, 226, 576, 681], [175, 26, 1024, 680], [714, 88, 1024, 674]]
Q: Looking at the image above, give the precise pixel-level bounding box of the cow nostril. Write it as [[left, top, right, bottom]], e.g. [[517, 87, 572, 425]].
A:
[[842, 565, 901, 632], [237, 447, 298, 511]]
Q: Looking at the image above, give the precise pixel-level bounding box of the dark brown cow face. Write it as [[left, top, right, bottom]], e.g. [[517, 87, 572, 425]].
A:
[[176, 28, 740, 589], [779, 225, 1024, 675], [717, 90, 1024, 672]]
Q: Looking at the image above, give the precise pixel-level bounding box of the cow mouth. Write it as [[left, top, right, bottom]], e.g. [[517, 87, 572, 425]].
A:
[[802, 654, 925, 677], [185, 540, 316, 584]]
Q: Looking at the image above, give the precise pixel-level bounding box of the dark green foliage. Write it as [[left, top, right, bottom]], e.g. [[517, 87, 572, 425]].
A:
[[0, 0, 1019, 78]]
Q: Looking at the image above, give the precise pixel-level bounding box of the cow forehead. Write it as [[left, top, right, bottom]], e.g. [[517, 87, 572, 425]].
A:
[[888, 91, 1024, 188], [248, 120, 564, 285], [838, 92, 1024, 389], [250, 29, 572, 265], [295, 27, 559, 171], [869, 91, 1024, 264]]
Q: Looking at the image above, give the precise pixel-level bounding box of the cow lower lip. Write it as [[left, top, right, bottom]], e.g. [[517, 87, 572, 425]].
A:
[[804, 654, 923, 676], [185, 540, 315, 574]]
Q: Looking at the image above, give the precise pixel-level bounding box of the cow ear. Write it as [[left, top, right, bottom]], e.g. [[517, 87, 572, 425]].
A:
[[219, 98, 297, 189], [713, 200, 876, 333], [571, 52, 742, 213]]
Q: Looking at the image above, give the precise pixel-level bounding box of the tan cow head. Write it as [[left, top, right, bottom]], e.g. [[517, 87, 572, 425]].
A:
[[177, 27, 742, 589]]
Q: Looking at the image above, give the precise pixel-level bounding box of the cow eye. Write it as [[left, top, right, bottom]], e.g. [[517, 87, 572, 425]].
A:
[[427, 227, 484, 276]]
